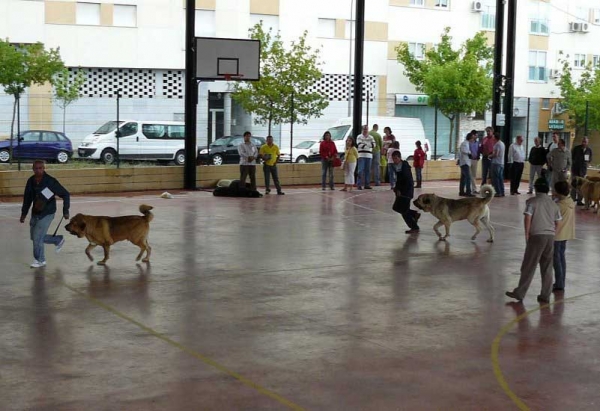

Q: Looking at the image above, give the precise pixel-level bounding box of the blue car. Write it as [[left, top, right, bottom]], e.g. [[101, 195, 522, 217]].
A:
[[0, 130, 73, 164]]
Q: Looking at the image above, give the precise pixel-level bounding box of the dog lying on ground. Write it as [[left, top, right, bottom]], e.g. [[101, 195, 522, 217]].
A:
[[413, 185, 496, 242], [65, 204, 153, 265]]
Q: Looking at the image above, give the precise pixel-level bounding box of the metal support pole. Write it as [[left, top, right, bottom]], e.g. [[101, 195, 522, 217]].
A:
[[492, 0, 505, 133], [184, 0, 197, 189], [525, 97, 531, 154], [433, 97, 438, 160], [17, 93, 21, 171], [366, 91, 370, 126], [290, 91, 294, 165], [116, 89, 121, 169], [347, 0, 354, 117], [503, 0, 517, 161], [351, 0, 365, 138]]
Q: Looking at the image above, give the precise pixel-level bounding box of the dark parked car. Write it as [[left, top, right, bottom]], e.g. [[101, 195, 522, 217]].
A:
[[197, 135, 266, 165], [0, 130, 73, 164]]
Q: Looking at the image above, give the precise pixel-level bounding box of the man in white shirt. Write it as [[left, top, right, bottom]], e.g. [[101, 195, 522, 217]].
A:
[[489, 132, 506, 197], [458, 132, 474, 197], [356, 125, 376, 190], [237, 131, 258, 191], [508, 135, 525, 195]]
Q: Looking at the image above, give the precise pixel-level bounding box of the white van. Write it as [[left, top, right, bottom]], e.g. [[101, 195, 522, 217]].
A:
[[78, 120, 188, 165], [312, 116, 430, 161]]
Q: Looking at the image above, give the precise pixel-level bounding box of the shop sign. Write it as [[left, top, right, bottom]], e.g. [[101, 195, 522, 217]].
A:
[[548, 119, 565, 130], [395, 94, 430, 105]]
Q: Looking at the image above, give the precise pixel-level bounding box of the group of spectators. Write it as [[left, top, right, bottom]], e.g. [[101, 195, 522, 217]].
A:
[[461, 128, 593, 202]]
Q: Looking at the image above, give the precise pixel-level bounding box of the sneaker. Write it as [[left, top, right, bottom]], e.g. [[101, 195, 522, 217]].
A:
[[265, 189, 271, 194], [405, 229, 420, 234], [537, 295, 550, 304], [30, 260, 46, 268], [527, 190, 533, 194], [330, 187, 335, 190], [505, 291, 522, 301], [277, 191, 285, 195], [357, 187, 363, 190], [576, 201, 585, 206], [55, 238, 65, 253], [322, 187, 326, 191]]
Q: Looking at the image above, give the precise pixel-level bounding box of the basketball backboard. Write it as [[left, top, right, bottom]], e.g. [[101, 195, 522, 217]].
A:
[[195, 37, 260, 81]]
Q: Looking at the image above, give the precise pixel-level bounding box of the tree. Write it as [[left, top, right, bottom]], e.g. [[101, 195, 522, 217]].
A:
[[54, 68, 86, 133], [0, 39, 65, 159], [396, 27, 493, 152], [232, 23, 328, 135], [555, 53, 600, 136]]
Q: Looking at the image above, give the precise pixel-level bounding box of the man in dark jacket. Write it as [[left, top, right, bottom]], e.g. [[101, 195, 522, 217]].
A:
[[20, 160, 70, 268], [391, 151, 420, 234], [571, 137, 593, 205], [527, 137, 547, 194]]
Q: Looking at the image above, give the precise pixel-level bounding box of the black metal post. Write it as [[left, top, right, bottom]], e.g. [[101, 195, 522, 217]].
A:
[[504, 0, 517, 157], [290, 91, 294, 164], [584, 100, 589, 137], [366, 91, 369, 126], [116, 89, 121, 169], [184, 0, 197, 189], [17, 93, 21, 171], [433, 96, 438, 159], [525, 97, 531, 154], [351, 0, 365, 138], [492, 0, 505, 133]]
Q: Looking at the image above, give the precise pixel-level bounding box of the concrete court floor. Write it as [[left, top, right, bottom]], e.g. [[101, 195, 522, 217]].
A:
[[1, 181, 600, 411]]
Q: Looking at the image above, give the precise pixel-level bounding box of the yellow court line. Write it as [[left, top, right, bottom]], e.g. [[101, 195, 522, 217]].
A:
[[53, 275, 306, 411], [491, 290, 600, 410]]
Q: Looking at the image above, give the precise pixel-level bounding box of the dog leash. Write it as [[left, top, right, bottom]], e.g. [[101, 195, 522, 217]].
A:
[[52, 216, 64, 237]]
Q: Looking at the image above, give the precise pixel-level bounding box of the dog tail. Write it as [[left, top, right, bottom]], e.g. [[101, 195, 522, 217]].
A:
[[480, 184, 496, 203], [139, 204, 154, 222]]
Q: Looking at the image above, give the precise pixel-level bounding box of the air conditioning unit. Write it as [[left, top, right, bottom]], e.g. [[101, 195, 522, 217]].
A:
[[471, 1, 483, 12], [569, 22, 582, 32], [581, 23, 590, 33]]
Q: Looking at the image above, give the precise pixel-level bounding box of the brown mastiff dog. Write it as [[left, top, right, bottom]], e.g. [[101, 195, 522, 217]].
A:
[[65, 204, 153, 265], [413, 185, 496, 242]]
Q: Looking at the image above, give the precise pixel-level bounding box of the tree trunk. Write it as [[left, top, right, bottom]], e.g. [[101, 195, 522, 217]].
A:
[[9, 97, 17, 165], [447, 116, 455, 153]]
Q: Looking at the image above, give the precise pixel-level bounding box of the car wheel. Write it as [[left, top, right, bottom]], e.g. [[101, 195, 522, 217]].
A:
[[211, 153, 224, 166], [0, 149, 10, 163], [174, 150, 185, 165], [296, 155, 308, 164], [56, 151, 69, 164], [101, 148, 117, 164]]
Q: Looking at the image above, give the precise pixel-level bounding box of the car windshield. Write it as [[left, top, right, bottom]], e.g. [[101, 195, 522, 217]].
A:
[[211, 137, 231, 146], [94, 121, 124, 134], [295, 141, 316, 149], [328, 125, 350, 141]]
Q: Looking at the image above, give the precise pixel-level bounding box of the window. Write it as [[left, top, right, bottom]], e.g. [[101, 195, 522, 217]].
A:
[[528, 50, 547, 82], [250, 14, 279, 34], [21, 132, 39, 142], [113, 5, 136, 27], [167, 125, 185, 139], [530, 19, 549, 35], [408, 42, 425, 60], [142, 124, 167, 139], [481, 5, 496, 30], [317, 18, 336, 38], [41, 132, 58, 142], [529, 1, 549, 35], [119, 122, 138, 137], [542, 98, 550, 110], [410, 0, 424, 6], [435, 0, 449, 8], [195, 10, 215, 37], [574, 53, 586, 68], [594, 55, 600, 67], [593, 9, 600, 24], [76, 2, 100, 26]]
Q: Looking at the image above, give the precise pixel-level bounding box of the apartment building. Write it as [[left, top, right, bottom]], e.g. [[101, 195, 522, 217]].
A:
[[0, 0, 598, 154]]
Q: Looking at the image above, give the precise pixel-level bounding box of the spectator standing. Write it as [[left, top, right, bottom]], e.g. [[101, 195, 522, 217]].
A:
[[571, 137, 593, 205], [505, 178, 562, 304], [341, 137, 359, 192], [238, 131, 258, 191], [458, 133, 474, 197], [468, 130, 481, 194], [356, 125, 376, 190], [413, 140, 426, 188], [382, 127, 396, 152], [386, 141, 400, 189], [391, 151, 420, 234], [545, 132, 560, 187], [319, 131, 338, 191], [259, 135, 284, 195], [20, 160, 70, 268], [527, 137, 546, 194], [489, 132, 506, 197], [369, 124, 383, 186], [547, 139, 571, 193], [552, 181, 575, 292], [480, 127, 495, 186], [508, 135, 525, 195]]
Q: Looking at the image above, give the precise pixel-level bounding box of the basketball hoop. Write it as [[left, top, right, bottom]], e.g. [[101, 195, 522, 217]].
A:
[[223, 74, 244, 82]]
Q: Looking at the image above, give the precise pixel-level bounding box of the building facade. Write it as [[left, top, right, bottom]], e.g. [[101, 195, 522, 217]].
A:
[[0, 0, 599, 156]]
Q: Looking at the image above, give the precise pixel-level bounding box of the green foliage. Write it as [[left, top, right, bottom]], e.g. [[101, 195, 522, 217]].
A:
[[396, 27, 493, 150], [232, 23, 328, 133], [54, 68, 86, 132], [556, 52, 600, 135]]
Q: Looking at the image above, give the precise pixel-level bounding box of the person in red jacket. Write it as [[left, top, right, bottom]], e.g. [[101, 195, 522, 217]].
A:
[[319, 131, 338, 190], [413, 140, 426, 188]]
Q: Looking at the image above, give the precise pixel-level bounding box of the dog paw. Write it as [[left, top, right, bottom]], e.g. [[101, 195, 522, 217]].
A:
[[97, 261, 106, 266], [471, 235, 477, 240], [142, 258, 149, 263], [487, 239, 494, 243]]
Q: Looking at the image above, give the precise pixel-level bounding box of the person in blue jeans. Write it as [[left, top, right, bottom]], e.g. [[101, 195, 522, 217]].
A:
[[20, 160, 70, 268], [489, 132, 506, 197]]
